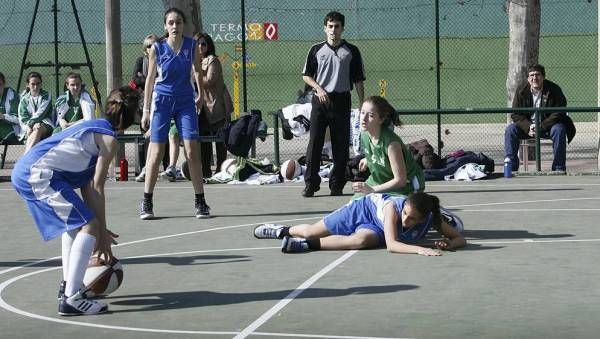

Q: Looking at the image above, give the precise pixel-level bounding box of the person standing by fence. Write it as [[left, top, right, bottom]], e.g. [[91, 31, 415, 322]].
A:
[[301, 11, 365, 197], [196, 32, 231, 178]]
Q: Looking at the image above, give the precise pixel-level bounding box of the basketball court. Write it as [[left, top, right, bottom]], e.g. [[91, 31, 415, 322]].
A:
[[1, 176, 599, 339]]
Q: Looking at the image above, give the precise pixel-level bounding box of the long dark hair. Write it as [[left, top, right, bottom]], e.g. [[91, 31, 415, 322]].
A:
[[195, 32, 216, 57], [162, 8, 186, 38], [105, 86, 139, 131], [364, 95, 402, 127], [405, 192, 442, 231]]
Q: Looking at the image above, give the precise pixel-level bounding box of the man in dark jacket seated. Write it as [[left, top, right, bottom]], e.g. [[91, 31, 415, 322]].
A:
[[504, 64, 576, 173]]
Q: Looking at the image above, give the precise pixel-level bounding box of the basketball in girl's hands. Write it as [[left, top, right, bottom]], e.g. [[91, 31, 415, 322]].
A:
[[83, 256, 124, 297]]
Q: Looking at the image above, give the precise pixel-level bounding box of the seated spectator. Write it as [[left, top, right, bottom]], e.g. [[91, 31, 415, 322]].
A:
[[18, 71, 54, 151], [0, 72, 21, 143], [53, 72, 96, 134], [504, 64, 576, 172]]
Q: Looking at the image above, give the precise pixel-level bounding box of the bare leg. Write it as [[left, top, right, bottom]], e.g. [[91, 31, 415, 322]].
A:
[[143, 142, 167, 193], [183, 139, 204, 193], [168, 134, 180, 168], [25, 124, 49, 151], [289, 219, 331, 239], [319, 229, 380, 250]]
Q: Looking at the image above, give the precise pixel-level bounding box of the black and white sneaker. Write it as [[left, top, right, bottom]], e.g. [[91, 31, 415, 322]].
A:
[[281, 236, 309, 253], [140, 199, 154, 220], [195, 202, 211, 219], [58, 290, 108, 316], [254, 224, 287, 239], [440, 208, 464, 233], [159, 166, 177, 182]]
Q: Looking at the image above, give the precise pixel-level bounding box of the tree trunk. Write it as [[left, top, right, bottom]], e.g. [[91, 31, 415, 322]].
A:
[[162, 0, 202, 36], [506, 0, 540, 111], [105, 0, 122, 93]]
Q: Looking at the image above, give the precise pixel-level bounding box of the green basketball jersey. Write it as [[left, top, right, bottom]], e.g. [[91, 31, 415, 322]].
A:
[[360, 127, 425, 196]]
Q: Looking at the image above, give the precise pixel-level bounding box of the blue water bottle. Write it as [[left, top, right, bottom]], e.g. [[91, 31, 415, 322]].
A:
[[504, 157, 512, 178]]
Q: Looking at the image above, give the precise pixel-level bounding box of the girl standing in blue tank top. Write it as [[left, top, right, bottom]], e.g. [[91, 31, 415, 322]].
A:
[[12, 87, 139, 315], [139, 8, 210, 220]]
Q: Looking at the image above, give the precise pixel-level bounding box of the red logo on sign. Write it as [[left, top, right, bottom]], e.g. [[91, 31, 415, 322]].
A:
[[263, 23, 278, 40]]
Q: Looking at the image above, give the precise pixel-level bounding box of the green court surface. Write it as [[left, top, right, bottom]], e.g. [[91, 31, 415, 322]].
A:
[[1, 176, 599, 339]]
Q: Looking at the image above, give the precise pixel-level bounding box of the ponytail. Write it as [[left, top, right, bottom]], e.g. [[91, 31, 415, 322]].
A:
[[363, 95, 402, 128], [105, 86, 139, 131], [405, 192, 442, 231]]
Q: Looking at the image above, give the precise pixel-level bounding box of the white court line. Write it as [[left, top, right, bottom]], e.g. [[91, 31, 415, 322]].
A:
[[469, 238, 600, 245], [2, 195, 600, 337], [233, 250, 358, 339], [459, 208, 600, 212], [3, 181, 600, 192], [446, 196, 600, 208], [0, 249, 410, 339], [115, 216, 321, 248], [1, 238, 599, 337]]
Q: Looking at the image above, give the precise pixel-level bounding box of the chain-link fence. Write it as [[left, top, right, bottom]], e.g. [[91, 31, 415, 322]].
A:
[[0, 0, 598, 174]]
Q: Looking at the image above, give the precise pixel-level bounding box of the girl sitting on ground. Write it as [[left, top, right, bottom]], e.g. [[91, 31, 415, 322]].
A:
[[352, 96, 425, 199]]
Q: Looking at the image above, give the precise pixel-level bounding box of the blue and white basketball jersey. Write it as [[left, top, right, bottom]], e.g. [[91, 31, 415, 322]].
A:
[[12, 119, 116, 197], [153, 36, 196, 97], [368, 194, 440, 242], [12, 119, 116, 241]]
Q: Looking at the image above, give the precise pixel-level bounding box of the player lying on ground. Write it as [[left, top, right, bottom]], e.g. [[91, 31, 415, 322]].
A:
[[12, 86, 138, 316], [254, 192, 466, 255]]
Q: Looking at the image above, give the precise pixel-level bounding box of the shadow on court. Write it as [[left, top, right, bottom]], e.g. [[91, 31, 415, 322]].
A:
[[463, 229, 573, 240], [430, 188, 582, 194], [0, 255, 252, 268], [134, 210, 333, 219], [106, 284, 419, 312]]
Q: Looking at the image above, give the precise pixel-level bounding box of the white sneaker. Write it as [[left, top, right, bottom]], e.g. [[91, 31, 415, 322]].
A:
[[58, 290, 108, 316], [135, 167, 146, 182], [175, 168, 184, 180], [159, 166, 177, 182], [254, 223, 287, 239]]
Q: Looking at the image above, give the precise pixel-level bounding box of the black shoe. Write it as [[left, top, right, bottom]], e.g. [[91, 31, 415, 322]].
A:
[[301, 186, 320, 197], [330, 188, 344, 196], [195, 201, 211, 219]]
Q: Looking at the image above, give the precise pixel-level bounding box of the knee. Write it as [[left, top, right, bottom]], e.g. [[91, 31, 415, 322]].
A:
[[550, 123, 566, 138], [184, 142, 199, 161], [349, 233, 374, 249]]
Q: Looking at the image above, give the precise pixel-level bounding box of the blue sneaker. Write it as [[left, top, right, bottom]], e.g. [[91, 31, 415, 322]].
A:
[[281, 236, 309, 253]]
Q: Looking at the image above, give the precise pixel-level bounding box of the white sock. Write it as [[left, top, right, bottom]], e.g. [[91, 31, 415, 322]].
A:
[[65, 232, 96, 297], [61, 229, 79, 281]]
